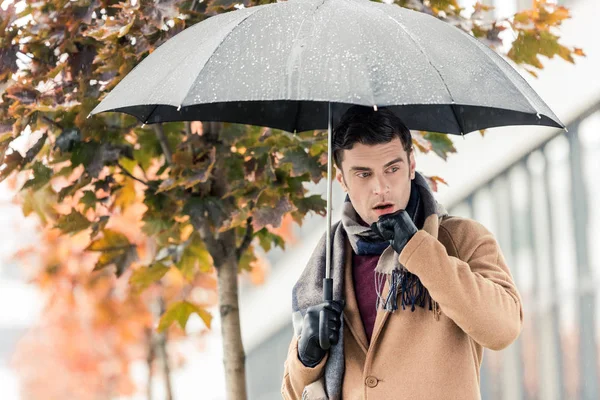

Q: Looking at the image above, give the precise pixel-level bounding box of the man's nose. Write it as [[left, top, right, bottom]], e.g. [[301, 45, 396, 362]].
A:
[[372, 175, 390, 195]]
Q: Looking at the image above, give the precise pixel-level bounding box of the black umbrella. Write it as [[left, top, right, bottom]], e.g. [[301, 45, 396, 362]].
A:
[[90, 0, 564, 348]]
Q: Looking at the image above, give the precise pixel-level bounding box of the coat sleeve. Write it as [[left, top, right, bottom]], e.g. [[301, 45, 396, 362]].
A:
[[281, 335, 329, 399], [399, 217, 524, 351]]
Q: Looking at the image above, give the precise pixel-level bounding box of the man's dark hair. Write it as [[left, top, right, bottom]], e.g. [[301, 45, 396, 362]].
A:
[[332, 106, 412, 169]]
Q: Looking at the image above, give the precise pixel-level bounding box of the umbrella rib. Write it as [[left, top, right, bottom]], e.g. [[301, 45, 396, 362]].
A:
[[355, 7, 377, 106], [380, 12, 465, 133], [178, 5, 270, 108], [458, 31, 543, 117], [144, 104, 160, 124]]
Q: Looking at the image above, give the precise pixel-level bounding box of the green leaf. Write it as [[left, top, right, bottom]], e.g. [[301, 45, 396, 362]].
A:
[[238, 244, 257, 273], [90, 216, 109, 239], [422, 132, 457, 161], [183, 197, 229, 230], [129, 262, 170, 291], [0, 150, 24, 182], [256, 229, 285, 253], [293, 194, 326, 217], [58, 176, 93, 202], [55, 210, 91, 235], [87, 230, 138, 277], [157, 301, 212, 332], [176, 232, 213, 280], [280, 148, 324, 183], [54, 128, 81, 152], [22, 161, 53, 190], [23, 133, 47, 164], [80, 190, 99, 212]]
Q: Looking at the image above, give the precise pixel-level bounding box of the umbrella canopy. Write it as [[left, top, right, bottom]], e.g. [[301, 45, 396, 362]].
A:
[[89, 0, 563, 134]]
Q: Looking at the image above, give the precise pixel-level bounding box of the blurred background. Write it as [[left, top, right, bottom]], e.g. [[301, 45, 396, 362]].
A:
[[1, 0, 599, 399]]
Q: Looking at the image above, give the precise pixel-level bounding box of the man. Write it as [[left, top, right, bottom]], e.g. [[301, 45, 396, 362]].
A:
[[281, 106, 523, 400]]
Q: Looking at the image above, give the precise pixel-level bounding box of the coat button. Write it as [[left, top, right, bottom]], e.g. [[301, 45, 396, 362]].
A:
[[365, 376, 378, 388]]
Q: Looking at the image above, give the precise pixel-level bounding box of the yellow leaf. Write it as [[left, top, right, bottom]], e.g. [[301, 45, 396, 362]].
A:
[[114, 177, 136, 210], [157, 301, 212, 332], [129, 262, 170, 291]]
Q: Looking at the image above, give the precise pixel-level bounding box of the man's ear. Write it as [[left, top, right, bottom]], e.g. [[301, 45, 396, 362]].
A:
[[336, 168, 348, 192], [409, 149, 416, 180]]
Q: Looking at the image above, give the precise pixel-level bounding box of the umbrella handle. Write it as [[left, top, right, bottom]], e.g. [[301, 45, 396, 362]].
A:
[[319, 278, 333, 350]]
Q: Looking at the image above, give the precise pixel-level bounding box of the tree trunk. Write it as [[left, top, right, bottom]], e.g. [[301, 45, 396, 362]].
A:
[[216, 255, 247, 400], [158, 298, 174, 400], [146, 328, 155, 400]]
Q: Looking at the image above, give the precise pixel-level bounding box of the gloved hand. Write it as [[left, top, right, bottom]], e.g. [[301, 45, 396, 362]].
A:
[[370, 209, 418, 255], [298, 300, 345, 367]]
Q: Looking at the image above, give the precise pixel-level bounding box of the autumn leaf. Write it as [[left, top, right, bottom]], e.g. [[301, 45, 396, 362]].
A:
[[422, 132, 457, 161], [176, 232, 213, 280], [129, 262, 171, 291], [54, 210, 92, 235], [87, 230, 138, 277], [280, 148, 324, 183], [24, 133, 47, 164], [22, 161, 53, 191], [113, 177, 137, 210], [157, 301, 212, 332], [252, 196, 294, 231], [424, 175, 449, 192]]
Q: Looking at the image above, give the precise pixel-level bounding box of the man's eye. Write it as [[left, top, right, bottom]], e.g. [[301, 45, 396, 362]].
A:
[[387, 166, 400, 173], [357, 172, 370, 178]]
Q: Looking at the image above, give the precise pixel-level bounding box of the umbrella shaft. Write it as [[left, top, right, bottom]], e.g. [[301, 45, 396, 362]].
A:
[[326, 103, 333, 280]]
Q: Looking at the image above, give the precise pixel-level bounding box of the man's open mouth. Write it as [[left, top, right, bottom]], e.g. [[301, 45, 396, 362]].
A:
[[373, 203, 394, 210]]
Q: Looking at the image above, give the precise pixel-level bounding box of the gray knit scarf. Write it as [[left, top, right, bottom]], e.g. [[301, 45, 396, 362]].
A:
[[291, 171, 447, 400]]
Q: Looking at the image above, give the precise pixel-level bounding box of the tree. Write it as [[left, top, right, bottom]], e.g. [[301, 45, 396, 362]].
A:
[[0, 0, 583, 398]]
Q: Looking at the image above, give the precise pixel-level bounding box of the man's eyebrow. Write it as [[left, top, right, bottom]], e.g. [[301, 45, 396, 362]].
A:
[[383, 157, 404, 168], [348, 157, 404, 172]]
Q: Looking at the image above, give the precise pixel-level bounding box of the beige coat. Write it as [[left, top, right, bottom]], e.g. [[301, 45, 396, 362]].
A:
[[281, 214, 523, 400]]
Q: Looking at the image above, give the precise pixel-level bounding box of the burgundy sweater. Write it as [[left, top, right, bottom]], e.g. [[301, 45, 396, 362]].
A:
[[352, 252, 381, 344]]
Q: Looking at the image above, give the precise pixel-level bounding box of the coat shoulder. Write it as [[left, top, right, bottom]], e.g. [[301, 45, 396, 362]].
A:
[[438, 215, 496, 259]]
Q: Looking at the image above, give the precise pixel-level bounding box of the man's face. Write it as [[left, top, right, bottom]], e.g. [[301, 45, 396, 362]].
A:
[[336, 138, 416, 226]]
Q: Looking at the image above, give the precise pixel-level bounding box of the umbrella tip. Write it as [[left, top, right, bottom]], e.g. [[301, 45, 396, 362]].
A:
[[536, 113, 541, 120], [373, 105, 378, 111], [564, 127, 569, 133], [86, 113, 91, 119], [141, 123, 146, 128], [177, 105, 182, 111]]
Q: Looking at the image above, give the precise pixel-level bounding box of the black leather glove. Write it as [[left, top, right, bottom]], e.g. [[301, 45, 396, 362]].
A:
[[370, 209, 418, 255], [298, 300, 345, 367]]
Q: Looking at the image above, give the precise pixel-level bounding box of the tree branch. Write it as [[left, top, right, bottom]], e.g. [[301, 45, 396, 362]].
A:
[[117, 162, 149, 186], [152, 124, 173, 165], [42, 115, 63, 130], [235, 217, 253, 261], [196, 218, 222, 265]]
